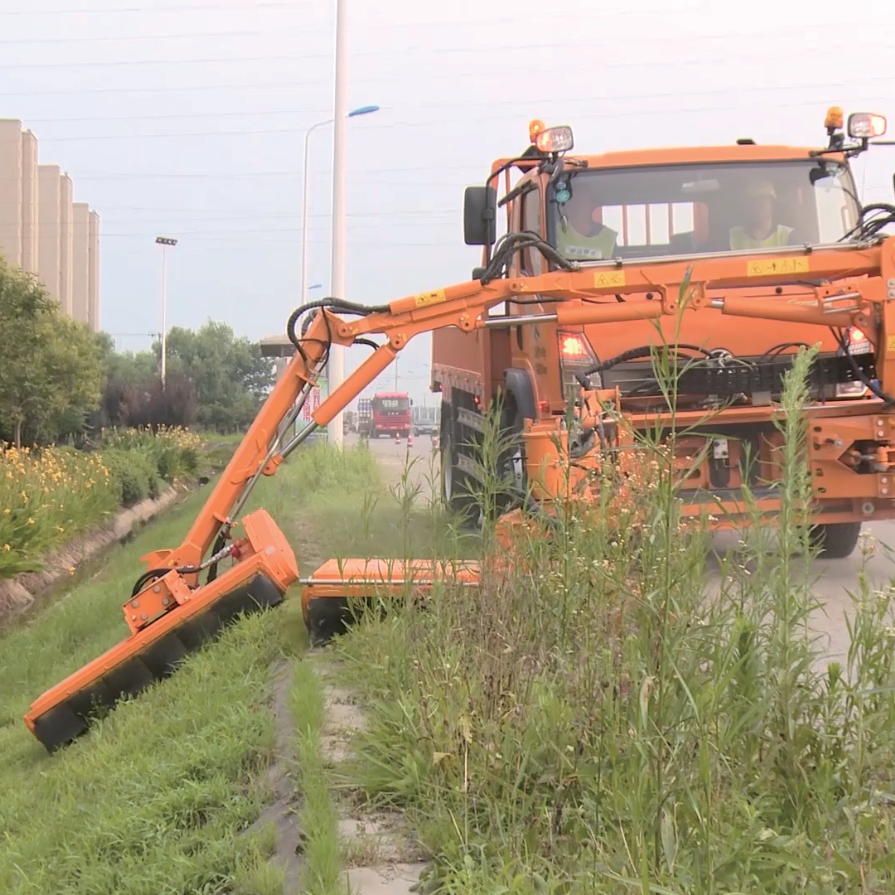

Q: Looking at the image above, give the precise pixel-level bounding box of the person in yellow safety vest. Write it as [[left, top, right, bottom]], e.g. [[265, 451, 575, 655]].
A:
[[729, 179, 795, 250], [556, 198, 619, 261]]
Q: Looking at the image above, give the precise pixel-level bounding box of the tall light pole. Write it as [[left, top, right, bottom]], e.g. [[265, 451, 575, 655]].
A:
[[327, 0, 380, 448], [299, 104, 379, 310], [155, 236, 177, 389]]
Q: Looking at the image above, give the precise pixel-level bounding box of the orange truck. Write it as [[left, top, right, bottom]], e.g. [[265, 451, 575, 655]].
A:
[[433, 109, 894, 556], [23, 107, 895, 752]]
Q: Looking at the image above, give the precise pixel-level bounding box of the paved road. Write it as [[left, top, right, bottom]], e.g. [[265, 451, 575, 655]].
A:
[[349, 430, 440, 497], [352, 432, 895, 665], [711, 527, 895, 666]]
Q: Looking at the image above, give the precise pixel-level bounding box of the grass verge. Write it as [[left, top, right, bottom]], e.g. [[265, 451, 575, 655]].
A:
[[0, 439, 381, 895]]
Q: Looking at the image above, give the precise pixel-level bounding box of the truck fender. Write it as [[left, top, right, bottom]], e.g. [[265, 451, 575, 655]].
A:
[[503, 368, 536, 421]]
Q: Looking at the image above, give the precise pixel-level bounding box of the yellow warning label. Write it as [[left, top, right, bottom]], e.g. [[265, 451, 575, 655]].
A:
[[746, 257, 810, 277], [594, 271, 626, 289], [887, 335, 895, 351], [414, 289, 447, 308]]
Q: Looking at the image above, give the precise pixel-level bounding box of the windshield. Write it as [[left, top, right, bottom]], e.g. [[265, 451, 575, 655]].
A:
[[550, 160, 860, 261], [375, 397, 409, 413]]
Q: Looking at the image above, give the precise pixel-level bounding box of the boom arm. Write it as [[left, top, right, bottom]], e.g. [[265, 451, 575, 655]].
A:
[[140, 236, 895, 581]]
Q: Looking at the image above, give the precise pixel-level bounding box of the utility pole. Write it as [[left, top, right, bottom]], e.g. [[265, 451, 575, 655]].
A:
[[327, 0, 349, 448], [155, 236, 177, 389]]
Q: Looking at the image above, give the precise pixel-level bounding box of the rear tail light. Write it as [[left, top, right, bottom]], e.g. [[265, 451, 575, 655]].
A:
[[846, 327, 872, 354], [558, 331, 597, 368], [835, 326, 873, 398], [557, 330, 598, 398]]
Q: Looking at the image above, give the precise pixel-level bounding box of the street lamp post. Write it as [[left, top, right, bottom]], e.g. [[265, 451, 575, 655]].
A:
[[155, 236, 177, 389], [328, 0, 350, 450], [299, 104, 379, 310]]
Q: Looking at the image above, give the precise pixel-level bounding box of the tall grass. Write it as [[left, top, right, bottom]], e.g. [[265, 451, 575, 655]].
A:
[[334, 303, 895, 893]]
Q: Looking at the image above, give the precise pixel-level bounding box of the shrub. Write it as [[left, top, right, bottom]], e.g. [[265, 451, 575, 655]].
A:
[[0, 427, 206, 579], [99, 425, 203, 483], [99, 448, 158, 507], [0, 445, 118, 578]]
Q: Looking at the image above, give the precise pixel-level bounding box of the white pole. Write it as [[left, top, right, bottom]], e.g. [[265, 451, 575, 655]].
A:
[[300, 121, 329, 307], [161, 245, 167, 389], [327, 0, 348, 449], [300, 127, 312, 308]]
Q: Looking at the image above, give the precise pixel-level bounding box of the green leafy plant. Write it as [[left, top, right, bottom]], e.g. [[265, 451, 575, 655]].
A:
[[331, 290, 895, 894]]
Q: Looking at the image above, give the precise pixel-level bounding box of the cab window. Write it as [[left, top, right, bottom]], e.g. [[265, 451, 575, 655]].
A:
[[550, 160, 860, 261]]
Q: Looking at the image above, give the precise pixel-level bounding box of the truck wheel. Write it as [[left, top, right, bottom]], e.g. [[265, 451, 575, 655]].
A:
[[440, 401, 477, 521], [494, 396, 528, 517], [810, 521, 862, 559]]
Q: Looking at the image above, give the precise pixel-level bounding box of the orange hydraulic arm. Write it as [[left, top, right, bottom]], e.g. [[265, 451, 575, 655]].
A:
[[140, 237, 895, 584]]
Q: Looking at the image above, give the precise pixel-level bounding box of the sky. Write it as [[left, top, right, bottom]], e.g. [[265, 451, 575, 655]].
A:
[[4, 0, 895, 406]]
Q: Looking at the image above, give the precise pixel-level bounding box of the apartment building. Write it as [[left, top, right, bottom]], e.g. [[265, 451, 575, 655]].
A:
[[0, 118, 100, 331]]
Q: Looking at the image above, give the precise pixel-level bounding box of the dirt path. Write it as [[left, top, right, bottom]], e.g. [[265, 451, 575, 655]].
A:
[[259, 434, 437, 895], [247, 661, 304, 891], [313, 434, 436, 895], [312, 652, 429, 895]]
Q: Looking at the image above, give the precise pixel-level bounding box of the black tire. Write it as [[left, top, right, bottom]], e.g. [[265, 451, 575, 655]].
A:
[[493, 395, 528, 519], [440, 400, 477, 522], [810, 521, 862, 559]]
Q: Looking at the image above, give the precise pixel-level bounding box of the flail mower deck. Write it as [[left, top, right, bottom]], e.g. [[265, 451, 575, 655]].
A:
[[301, 556, 482, 644], [24, 509, 481, 752]]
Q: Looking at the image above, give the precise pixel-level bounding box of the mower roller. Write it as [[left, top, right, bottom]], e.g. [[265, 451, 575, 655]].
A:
[[22, 138, 895, 750]]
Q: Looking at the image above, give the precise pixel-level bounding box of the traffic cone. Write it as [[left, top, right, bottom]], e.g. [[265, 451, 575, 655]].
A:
[[407, 430, 413, 447], [395, 431, 400, 444]]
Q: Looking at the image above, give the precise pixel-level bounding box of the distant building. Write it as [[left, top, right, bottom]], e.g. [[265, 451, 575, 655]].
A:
[[0, 118, 100, 331]]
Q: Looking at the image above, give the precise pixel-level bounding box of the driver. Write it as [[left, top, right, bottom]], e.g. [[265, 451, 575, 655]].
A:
[[556, 191, 618, 261], [729, 179, 795, 249]]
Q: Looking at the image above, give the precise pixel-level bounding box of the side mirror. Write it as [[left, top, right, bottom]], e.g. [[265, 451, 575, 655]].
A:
[[463, 186, 497, 246], [410, 398, 414, 406]]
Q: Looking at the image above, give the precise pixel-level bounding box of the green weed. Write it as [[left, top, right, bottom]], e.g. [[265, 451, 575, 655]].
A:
[[332, 300, 895, 893]]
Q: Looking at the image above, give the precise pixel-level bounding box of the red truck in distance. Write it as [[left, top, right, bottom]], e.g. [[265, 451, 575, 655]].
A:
[[369, 392, 412, 439]]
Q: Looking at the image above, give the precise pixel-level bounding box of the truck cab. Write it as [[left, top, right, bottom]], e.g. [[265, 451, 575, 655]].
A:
[[432, 109, 893, 551]]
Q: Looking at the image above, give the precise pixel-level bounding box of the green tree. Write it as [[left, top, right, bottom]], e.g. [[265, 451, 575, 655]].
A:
[[0, 258, 103, 446], [161, 321, 275, 432]]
